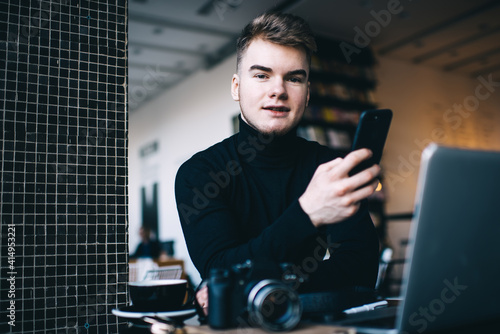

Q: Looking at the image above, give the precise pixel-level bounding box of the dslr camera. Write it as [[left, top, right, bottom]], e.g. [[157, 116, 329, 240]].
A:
[[207, 259, 303, 331]]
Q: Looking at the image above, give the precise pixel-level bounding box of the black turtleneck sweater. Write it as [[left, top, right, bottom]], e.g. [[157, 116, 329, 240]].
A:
[[175, 118, 379, 291]]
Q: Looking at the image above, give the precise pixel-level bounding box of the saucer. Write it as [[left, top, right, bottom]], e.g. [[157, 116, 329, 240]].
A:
[[112, 306, 197, 321]]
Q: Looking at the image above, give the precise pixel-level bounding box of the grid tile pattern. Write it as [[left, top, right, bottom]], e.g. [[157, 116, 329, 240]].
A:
[[0, 1, 128, 333]]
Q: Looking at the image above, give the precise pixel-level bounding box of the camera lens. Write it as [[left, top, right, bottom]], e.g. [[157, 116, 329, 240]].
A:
[[261, 290, 290, 323], [247, 279, 302, 331]]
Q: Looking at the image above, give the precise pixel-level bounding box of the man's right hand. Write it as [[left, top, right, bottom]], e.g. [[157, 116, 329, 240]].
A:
[[298, 148, 381, 227]]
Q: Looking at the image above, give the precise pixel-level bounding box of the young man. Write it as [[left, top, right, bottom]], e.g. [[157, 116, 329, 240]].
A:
[[175, 12, 380, 312]]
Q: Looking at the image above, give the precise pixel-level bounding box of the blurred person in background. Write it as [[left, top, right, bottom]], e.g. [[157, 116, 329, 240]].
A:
[[130, 226, 162, 260]]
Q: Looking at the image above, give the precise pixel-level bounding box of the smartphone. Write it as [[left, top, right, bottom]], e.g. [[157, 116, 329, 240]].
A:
[[349, 109, 393, 176]]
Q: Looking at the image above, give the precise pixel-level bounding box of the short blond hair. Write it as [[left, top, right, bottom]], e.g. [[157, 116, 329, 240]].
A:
[[236, 12, 317, 72]]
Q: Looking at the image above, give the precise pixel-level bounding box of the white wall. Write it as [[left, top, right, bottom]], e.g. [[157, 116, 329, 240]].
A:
[[129, 53, 500, 286], [129, 55, 239, 285]]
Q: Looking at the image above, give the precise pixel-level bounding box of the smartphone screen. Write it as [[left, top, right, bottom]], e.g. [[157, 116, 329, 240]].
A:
[[349, 109, 393, 176]]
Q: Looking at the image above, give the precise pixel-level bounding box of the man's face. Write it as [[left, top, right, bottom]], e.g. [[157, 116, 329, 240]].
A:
[[231, 38, 310, 136]]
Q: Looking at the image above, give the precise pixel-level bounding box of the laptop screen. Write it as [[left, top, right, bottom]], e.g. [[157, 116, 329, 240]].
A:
[[397, 144, 500, 333]]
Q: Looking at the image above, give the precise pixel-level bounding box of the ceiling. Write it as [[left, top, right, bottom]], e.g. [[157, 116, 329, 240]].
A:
[[127, 0, 500, 111]]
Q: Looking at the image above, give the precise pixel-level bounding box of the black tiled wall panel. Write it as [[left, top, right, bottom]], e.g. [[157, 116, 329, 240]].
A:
[[0, 1, 128, 333]]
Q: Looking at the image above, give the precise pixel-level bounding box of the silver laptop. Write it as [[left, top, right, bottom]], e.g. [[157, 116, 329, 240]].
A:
[[336, 144, 500, 333]]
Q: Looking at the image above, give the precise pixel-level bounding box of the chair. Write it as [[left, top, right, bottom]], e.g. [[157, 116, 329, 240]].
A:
[[143, 265, 183, 281], [376, 247, 393, 286], [129, 258, 158, 282], [129, 261, 139, 282]]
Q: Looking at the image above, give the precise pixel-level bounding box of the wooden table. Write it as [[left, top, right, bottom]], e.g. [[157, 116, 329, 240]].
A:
[[184, 324, 356, 334]]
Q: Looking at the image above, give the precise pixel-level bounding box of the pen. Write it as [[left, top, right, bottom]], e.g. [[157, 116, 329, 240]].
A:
[[343, 300, 389, 314]]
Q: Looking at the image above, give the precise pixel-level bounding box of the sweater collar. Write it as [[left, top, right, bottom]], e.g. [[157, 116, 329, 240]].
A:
[[236, 115, 299, 167]]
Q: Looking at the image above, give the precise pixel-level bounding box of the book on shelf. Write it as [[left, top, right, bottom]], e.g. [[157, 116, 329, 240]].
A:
[[297, 125, 351, 150], [297, 125, 326, 146], [305, 106, 360, 125], [326, 128, 351, 150]]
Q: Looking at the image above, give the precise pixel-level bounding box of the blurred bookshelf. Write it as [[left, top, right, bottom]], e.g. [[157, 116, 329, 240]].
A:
[[298, 37, 394, 257], [298, 36, 378, 154]]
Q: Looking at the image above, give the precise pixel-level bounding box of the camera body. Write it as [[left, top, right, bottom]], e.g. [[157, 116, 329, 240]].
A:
[[208, 259, 302, 331]]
